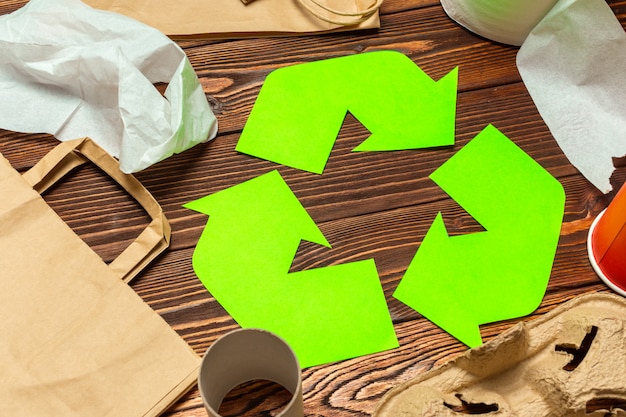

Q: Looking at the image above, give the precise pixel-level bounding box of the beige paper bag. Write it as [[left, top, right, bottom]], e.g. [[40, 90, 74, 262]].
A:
[[83, 0, 381, 38], [0, 138, 200, 417]]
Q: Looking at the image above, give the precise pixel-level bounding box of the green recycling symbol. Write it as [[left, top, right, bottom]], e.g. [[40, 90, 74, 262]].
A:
[[185, 51, 565, 368]]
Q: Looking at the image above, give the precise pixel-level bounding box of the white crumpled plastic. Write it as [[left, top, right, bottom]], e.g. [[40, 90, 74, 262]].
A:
[[0, 0, 217, 173]]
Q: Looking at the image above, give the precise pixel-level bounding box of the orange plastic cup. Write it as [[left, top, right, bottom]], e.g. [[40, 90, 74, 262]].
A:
[[588, 182, 626, 296]]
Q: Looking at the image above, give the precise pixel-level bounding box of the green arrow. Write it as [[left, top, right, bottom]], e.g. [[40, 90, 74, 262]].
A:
[[236, 50, 458, 174], [393, 125, 565, 347], [184, 170, 398, 367]]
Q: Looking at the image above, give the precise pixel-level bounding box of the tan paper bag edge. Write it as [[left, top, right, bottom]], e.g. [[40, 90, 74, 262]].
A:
[[22, 137, 171, 283], [146, 368, 200, 417], [83, 0, 381, 39]]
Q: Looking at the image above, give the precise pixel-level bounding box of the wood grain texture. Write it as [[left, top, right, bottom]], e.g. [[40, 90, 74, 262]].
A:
[[2, 0, 626, 416]]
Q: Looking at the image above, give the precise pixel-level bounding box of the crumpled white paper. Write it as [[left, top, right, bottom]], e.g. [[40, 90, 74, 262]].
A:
[[0, 0, 217, 173], [441, 0, 626, 194], [517, 0, 626, 193]]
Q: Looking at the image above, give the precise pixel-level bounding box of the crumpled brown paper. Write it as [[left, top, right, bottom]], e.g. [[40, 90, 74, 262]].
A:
[[374, 293, 626, 417]]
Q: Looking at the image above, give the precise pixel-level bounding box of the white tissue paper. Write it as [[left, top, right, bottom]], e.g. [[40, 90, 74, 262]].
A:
[[0, 0, 217, 173], [517, 0, 626, 193], [441, 0, 626, 193]]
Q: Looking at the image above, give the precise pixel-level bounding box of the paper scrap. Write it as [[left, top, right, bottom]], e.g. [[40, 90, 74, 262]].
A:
[[184, 170, 398, 368], [0, 0, 217, 173], [236, 51, 457, 174], [394, 125, 565, 347], [517, 0, 626, 193]]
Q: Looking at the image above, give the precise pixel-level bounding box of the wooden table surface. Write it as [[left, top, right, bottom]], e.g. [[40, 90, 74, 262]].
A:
[[2, 0, 626, 416]]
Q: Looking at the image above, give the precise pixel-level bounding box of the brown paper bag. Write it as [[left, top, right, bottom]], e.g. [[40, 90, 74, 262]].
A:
[[0, 138, 200, 417], [83, 0, 381, 39]]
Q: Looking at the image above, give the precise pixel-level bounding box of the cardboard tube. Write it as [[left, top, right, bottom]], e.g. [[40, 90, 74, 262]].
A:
[[439, 0, 559, 45], [198, 328, 303, 417], [588, 182, 626, 296]]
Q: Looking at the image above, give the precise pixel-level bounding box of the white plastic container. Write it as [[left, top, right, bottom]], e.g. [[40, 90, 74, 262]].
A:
[[440, 0, 559, 45]]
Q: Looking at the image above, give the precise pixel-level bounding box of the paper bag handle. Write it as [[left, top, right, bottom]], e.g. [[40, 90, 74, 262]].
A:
[[297, 0, 383, 26], [22, 138, 171, 283]]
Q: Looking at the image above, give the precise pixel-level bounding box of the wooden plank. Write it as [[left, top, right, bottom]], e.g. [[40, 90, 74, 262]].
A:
[[0, 80, 600, 259], [1, 1, 626, 416]]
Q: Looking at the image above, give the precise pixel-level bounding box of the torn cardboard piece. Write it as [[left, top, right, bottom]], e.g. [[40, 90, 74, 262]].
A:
[[0, 0, 217, 174], [374, 292, 626, 417], [83, 0, 380, 39], [198, 328, 303, 417]]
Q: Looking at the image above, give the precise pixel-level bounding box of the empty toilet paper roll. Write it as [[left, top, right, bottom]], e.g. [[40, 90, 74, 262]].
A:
[[441, 0, 626, 194], [440, 0, 558, 45], [198, 328, 303, 417]]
